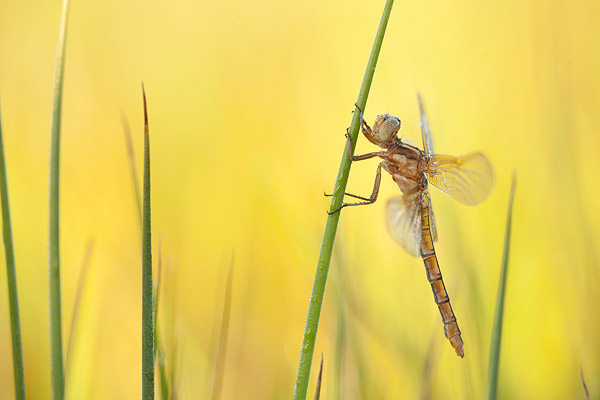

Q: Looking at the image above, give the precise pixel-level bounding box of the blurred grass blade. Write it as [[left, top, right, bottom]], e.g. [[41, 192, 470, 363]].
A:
[[121, 113, 143, 229], [65, 238, 95, 381], [419, 332, 439, 400], [168, 278, 180, 400], [142, 85, 155, 399], [153, 239, 162, 356], [0, 106, 26, 399], [333, 268, 346, 400], [157, 346, 168, 400], [169, 337, 180, 400], [313, 354, 324, 400], [580, 365, 590, 400], [486, 174, 517, 400], [293, 1, 394, 399], [154, 239, 170, 400], [211, 260, 234, 400], [49, 0, 70, 398]]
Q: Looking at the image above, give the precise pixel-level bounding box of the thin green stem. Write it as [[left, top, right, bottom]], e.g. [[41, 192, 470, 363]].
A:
[[49, 0, 70, 398], [121, 113, 143, 230], [142, 85, 155, 399], [0, 107, 26, 399], [65, 239, 95, 381], [293, 1, 394, 398], [486, 174, 517, 400], [313, 354, 324, 400], [210, 262, 234, 400], [154, 239, 169, 400]]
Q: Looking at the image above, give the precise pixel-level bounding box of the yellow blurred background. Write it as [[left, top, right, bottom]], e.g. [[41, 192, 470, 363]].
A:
[[0, 0, 598, 398]]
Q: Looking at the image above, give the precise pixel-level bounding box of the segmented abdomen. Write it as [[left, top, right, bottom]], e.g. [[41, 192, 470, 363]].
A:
[[420, 203, 464, 358]]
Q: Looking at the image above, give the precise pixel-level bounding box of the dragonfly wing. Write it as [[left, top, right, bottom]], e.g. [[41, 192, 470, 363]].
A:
[[426, 153, 494, 206], [423, 192, 438, 242], [386, 193, 422, 257], [418, 93, 435, 157]]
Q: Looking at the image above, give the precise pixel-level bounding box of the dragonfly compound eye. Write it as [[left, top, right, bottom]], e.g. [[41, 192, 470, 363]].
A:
[[373, 115, 401, 143]]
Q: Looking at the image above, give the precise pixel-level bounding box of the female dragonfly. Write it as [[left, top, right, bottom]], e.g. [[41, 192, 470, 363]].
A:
[[332, 96, 494, 357]]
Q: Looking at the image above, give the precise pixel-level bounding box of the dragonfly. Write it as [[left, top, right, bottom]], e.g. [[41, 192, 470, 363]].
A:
[[332, 95, 494, 357]]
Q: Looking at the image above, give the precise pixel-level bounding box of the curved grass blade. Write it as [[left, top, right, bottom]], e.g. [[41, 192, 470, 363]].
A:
[[293, 1, 395, 398], [486, 174, 517, 400], [48, 0, 71, 397], [65, 238, 95, 381], [0, 106, 26, 399], [580, 365, 590, 400], [121, 113, 143, 229], [210, 260, 234, 400], [419, 332, 439, 400], [313, 354, 324, 400], [142, 85, 155, 399], [154, 239, 170, 400]]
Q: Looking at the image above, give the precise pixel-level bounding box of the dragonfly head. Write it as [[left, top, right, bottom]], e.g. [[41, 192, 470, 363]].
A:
[[367, 114, 401, 146]]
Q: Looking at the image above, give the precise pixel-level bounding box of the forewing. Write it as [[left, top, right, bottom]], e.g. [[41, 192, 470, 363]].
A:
[[418, 93, 435, 157], [426, 153, 494, 206], [386, 194, 422, 257]]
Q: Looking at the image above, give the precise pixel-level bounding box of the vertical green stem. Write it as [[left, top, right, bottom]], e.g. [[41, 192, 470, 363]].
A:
[[486, 174, 517, 400], [0, 108, 26, 399], [65, 239, 95, 380], [49, 0, 70, 398], [121, 114, 143, 230], [141, 86, 155, 399], [293, 1, 394, 399]]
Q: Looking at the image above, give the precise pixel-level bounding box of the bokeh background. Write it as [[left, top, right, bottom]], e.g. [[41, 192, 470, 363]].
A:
[[0, 0, 598, 398]]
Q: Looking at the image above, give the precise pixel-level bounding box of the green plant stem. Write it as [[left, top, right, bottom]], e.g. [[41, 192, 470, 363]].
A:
[[486, 174, 517, 400], [313, 354, 324, 400], [0, 108, 26, 399], [141, 85, 155, 399], [49, 0, 70, 398], [210, 262, 234, 400], [153, 240, 169, 400], [65, 239, 94, 380], [293, 1, 394, 398], [121, 113, 143, 230]]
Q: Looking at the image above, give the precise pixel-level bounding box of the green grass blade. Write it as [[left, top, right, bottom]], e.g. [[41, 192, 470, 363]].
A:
[[49, 0, 70, 398], [0, 106, 26, 399], [210, 261, 234, 400], [142, 85, 155, 399], [313, 354, 324, 400], [121, 113, 143, 229], [486, 174, 517, 400], [65, 239, 94, 382], [157, 346, 169, 400], [153, 239, 161, 357], [154, 239, 170, 400], [580, 365, 590, 400], [293, 1, 394, 399]]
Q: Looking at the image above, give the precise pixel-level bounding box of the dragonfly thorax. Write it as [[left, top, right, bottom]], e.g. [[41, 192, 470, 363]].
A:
[[367, 114, 401, 146]]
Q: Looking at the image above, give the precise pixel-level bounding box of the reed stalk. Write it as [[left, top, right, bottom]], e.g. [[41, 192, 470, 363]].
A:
[[293, 1, 395, 398]]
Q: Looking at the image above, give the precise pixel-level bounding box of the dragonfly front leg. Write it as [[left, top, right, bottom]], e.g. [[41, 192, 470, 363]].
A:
[[328, 163, 383, 215], [345, 129, 384, 161], [352, 102, 372, 137]]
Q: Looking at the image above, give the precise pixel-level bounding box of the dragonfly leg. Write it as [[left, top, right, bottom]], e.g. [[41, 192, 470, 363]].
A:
[[324, 191, 373, 201], [328, 163, 383, 214], [350, 103, 373, 136], [345, 130, 384, 161]]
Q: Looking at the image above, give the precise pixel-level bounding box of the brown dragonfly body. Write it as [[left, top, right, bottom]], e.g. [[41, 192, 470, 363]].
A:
[[335, 97, 494, 358]]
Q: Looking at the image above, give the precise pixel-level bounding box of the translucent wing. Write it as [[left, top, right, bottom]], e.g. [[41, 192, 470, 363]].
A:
[[423, 192, 437, 242], [426, 153, 494, 206], [386, 193, 422, 257], [418, 93, 435, 157]]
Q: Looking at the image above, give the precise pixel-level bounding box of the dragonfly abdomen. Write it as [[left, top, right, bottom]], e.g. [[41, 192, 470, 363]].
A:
[[420, 204, 465, 358]]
